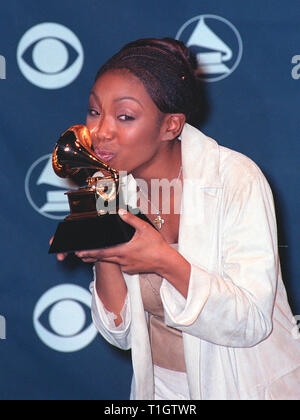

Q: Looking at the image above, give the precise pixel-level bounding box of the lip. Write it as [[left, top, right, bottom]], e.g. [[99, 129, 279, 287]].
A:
[[94, 148, 116, 162]]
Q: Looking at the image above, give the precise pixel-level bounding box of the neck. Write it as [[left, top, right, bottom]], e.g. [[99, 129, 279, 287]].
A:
[[131, 139, 182, 188]]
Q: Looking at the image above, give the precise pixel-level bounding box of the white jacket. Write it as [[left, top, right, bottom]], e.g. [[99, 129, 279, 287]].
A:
[[91, 124, 300, 400]]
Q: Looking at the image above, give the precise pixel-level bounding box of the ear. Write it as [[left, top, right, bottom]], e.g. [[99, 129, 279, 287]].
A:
[[161, 113, 186, 141]]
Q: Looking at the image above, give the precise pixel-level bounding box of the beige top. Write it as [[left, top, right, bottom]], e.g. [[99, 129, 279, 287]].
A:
[[139, 244, 186, 372]]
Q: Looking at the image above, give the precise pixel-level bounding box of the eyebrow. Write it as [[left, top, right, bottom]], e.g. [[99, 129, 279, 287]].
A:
[[89, 92, 143, 108], [114, 97, 143, 108], [90, 91, 99, 102]]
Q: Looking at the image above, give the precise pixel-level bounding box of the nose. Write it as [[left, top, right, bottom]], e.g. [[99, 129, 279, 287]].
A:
[[91, 116, 115, 144]]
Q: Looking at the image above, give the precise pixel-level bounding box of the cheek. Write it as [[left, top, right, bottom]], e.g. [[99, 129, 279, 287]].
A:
[[119, 134, 158, 163], [85, 118, 101, 149], [121, 121, 161, 148], [121, 138, 160, 172], [85, 117, 95, 132]]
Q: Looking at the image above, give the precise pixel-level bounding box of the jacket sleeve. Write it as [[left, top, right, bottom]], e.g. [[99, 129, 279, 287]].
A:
[[90, 276, 132, 350], [160, 163, 279, 348]]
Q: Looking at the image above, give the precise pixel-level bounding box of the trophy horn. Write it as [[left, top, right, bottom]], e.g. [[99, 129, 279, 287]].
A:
[[52, 124, 119, 189], [52, 125, 119, 203]]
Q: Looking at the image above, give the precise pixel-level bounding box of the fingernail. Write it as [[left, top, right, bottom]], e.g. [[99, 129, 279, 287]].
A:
[[118, 209, 127, 216]]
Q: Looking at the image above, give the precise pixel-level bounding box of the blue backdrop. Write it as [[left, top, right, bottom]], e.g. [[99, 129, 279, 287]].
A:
[[0, 0, 299, 400]]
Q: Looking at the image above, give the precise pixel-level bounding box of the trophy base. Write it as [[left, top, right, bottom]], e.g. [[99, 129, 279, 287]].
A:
[[49, 208, 154, 254]]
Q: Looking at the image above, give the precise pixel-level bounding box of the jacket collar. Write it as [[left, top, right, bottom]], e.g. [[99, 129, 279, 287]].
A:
[[181, 124, 222, 188], [178, 124, 223, 268]]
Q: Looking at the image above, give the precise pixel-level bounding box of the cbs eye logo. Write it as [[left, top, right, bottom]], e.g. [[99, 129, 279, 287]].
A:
[[33, 284, 97, 352], [17, 22, 84, 89]]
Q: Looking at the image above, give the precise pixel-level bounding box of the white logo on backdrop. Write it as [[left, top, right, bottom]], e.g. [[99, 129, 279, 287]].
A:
[[33, 284, 97, 352], [176, 15, 243, 82], [0, 315, 6, 340], [291, 55, 300, 80], [0, 55, 6, 79], [17, 22, 84, 89], [25, 154, 77, 220]]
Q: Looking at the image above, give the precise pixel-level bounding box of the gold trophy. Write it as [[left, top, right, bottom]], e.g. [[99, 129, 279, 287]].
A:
[[49, 125, 153, 254]]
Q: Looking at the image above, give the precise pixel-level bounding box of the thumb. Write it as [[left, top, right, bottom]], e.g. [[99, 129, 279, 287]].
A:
[[118, 208, 149, 231]]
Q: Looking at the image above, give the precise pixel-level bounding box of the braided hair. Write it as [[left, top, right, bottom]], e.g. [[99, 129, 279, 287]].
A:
[[95, 38, 206, 127]]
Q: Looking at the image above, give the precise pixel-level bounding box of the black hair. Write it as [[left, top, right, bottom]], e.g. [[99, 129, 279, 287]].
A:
[[95, 38, 207, 127]]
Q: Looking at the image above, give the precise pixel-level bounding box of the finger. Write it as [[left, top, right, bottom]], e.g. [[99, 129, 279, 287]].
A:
[[50, 238, 67, 261], [118, 209, 149, 232], [100, 256, 122, 264], [75, 250, 99, 258], [75, 249, 110, 259], [81, 253, 122, 265], [81, 258, 98, 263], [76, 245, 127, 259], [75, 249, 123, 264], [57, 253, 67, 261], [80, 255, 121, 264]]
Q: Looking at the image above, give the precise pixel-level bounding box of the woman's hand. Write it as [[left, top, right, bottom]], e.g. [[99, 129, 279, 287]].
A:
[[75, 209, 171, 275], [51, 210, 191, 297]]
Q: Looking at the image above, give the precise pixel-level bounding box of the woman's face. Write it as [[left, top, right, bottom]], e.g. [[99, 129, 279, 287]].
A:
[[86, 70, 167, 174]]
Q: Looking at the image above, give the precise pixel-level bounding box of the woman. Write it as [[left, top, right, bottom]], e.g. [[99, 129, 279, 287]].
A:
[[57, 38, 300, 400]]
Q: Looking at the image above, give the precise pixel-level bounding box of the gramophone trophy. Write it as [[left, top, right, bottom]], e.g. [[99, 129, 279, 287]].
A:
[[49, 125, 154, 254]]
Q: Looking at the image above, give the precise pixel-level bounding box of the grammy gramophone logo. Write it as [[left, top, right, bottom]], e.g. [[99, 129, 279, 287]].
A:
[[176, 15, 243, 82], [25, 154, 78, 220], [0, 55, 6, 79]]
